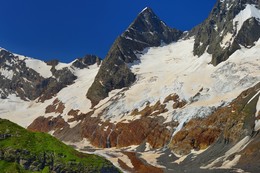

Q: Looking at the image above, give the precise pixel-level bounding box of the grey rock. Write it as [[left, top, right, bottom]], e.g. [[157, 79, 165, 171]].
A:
[[190, 0, 260, 65], [72, 55, 101, 69], [87, 7, 183, 106]]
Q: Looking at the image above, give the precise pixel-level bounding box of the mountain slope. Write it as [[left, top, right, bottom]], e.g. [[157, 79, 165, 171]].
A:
[[0, 48, 101, 102], [0, 50, 101, 127], [87, 7, 183, 106], [0, 118, 120, 173], [191, 0, 260, 65], [0, 0, 260, 172]]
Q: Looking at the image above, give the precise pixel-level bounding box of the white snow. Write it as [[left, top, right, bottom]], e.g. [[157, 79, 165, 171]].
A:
[[90, 37, 260, 131], [233, 4, 260, 33], [55, 61, 75, 70], [68, 120, 80, 128], [0, 68, 14, 80], [201, 136, 251, 169], [140, 7, 149, 14], [220, 155, 241, 169], [24, 58, 52, 78], [55, 64, 99, 121], [174, 148, 208, 164], [255, 95, 260, 131], [139, 151, 166, 168], [220, 32, 233, 48], [0, 63, 100, 126], [247, 90, 260, 104], [0, 94, 53, 127], [1, 37, 259, 143]]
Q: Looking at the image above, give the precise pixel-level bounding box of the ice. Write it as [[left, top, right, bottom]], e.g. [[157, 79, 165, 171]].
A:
[[91, 37, 260, 128], [50, 64, 100, 121]]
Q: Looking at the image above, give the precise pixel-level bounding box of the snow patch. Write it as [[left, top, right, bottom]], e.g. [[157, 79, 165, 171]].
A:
[[255, 95, 260, 131], [24, 58, 52, 78], [201, 136, 251, 169], [220, 32, 233, 48], [55, 61, 74, 70], [247, 90, 260, 104], [0, 68, 14, 80]]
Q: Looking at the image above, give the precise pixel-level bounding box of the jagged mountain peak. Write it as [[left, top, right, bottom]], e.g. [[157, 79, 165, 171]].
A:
[[87, 7, 182, 106], [125, 6, 171, 37], [139, 7, 154, 15], [136, 6, 159, 23], [219, 0, 259, 5]]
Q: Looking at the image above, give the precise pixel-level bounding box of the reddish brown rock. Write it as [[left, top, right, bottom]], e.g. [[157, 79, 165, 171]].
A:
[[45, 98, 65, 114], [131, 101, 168, 117], [163, 93, 187, 109], [28, 116, 69, 133], [169, 82, 260, 155]]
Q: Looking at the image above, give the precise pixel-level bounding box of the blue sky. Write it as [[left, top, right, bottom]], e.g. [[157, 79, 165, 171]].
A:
[[0, 0, 216, 62]]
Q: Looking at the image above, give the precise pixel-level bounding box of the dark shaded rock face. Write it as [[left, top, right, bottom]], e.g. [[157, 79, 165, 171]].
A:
[[235, 17, 260, 47], [72, 55, 101, 69], [0, 49, 101, 102], [191, 0, 260, 65], [87, 7, 183, 106], [0, 49, 46, 100]]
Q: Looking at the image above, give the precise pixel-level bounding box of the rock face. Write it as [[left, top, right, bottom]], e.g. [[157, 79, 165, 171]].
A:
[[1, 1, 260, 172], [0, 49, 101, 101], [28, 100, 180, 149], [87, 7, 183, 106], [191, 0, 260, 65], [170, 82, 260, 155], [72, 55, 101, 69]]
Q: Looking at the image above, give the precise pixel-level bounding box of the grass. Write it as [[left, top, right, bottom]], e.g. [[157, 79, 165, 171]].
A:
[[0, 118, 120, 172]]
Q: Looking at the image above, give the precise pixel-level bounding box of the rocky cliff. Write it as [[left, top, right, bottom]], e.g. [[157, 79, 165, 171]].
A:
[[0, 48, 101, 102], [191, 0, 260, 65], [87, 7, 183, 106], [0, 0, 260, 172]]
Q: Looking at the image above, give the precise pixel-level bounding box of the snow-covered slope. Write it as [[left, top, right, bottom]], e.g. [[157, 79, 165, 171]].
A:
[[0, 63, 99, 127], [90, 37, 259, 127], [1, 1, 260, 172], [24, 58, 52, 78]]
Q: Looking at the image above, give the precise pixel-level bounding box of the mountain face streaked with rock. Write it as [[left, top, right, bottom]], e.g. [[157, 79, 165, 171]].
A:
[[191, 0, 260, 65], [1, 0, 260, 173], [87, 7, 182, 106]]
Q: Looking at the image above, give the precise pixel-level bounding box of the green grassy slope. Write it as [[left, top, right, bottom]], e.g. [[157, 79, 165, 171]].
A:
[[0, 118, 120, 173]]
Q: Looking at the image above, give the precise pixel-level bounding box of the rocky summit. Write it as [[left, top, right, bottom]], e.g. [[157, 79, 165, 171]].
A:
[[1, 0, 260, 173], [86, 7, 183, 106]]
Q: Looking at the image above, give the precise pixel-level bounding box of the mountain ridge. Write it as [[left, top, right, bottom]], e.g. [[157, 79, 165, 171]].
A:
[[0, 0, 260, 172], [86, 7, 183, 106]]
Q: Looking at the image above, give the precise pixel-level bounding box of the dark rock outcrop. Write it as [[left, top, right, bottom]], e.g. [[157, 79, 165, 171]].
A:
[[0, 49, 102, 102], [72, 55, 101, 69], [87, 7, 183, 106], [190, 0, 260, 65]]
